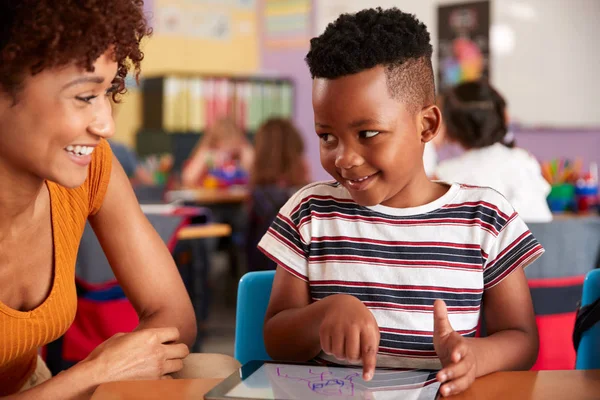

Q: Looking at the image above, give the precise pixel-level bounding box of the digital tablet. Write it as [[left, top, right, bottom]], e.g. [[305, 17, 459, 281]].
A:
[[205, 361, 441, 400]]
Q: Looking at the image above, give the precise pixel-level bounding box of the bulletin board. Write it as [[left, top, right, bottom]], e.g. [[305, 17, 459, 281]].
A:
[[141, 0, 260, 76], [264, 0, 311, 49]]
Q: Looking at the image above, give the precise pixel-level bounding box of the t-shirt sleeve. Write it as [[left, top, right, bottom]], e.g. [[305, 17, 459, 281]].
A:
[[483, 212, 544, 290], [87, 139, 113, 216], [258, 188, 311, 281]]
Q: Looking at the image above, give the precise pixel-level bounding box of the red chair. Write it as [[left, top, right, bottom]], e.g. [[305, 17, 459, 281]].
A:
[[43, 211, 202, 374], [528, 275, 586, 370]]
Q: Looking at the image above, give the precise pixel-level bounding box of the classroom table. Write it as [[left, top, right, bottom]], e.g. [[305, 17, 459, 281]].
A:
[[92, 369, 600, 400], [165, 187, 249, 205], [526, 215, 600, 279]]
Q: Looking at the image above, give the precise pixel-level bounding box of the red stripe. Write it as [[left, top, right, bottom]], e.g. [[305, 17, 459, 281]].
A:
[[369, 306, 481, 315], [311, 236, 481, 249], [309, 257, 482, 273], [365, 302, 480, 313], [309, 255, 481, 270], [311, 280, 483, 294], [312, 212, 501, 235], [379, 347, 438, 357], [443, 200, 511, 221], [380, 327, 477, 336]]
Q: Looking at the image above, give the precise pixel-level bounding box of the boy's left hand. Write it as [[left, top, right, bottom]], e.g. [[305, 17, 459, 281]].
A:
[[433, 300, 477, 397]]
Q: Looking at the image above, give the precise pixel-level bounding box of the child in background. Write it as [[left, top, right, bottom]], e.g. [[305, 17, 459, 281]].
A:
[[435, 80, 552, 222], [181, 118, 254, 188], [259, 8, 542, 398], [246, 118, 309, 271], [109, 140, 155, 186]]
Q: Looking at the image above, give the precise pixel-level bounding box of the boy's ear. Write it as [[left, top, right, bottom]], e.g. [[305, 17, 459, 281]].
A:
[[419, 104, 442, 143]]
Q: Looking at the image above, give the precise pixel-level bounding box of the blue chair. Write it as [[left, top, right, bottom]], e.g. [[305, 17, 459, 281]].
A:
[[575, 269, 600, 369], [234, 271, 275, 365]]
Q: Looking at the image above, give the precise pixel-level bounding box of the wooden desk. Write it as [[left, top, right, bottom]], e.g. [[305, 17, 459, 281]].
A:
[[92, 370, 600, 400], [165, 187, 249, 205], [177, 223, 232, 240]]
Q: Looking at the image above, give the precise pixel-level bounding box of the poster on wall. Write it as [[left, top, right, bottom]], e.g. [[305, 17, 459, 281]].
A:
[[265, 0, 311, 49], [437, 0, 490, 91], [153, 0, 261, 40]]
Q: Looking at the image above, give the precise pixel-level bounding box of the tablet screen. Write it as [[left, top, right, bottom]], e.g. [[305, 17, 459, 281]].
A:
[[224, 363, 440, 399]]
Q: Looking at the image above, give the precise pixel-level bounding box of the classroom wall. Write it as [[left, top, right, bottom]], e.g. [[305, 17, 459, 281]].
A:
[[114, 0, 261, 147], [315, 0, 600, 129], [514, 128, 600, 169], [261, 0, 600, 180], [258, 0, 328, 181]]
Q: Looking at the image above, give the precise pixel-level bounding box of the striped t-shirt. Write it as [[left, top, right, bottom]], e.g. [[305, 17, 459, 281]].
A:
[[258, 181, 544, 370]]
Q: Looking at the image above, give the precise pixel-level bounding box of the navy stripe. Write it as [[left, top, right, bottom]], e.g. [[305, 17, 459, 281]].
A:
[[379, 330, 477, 352], [484, 234, 540, 286], [311, 285, 483, 308], [270, 215, 309, 255], [310, 241, 484, 266], [290, 198, 509, 232]]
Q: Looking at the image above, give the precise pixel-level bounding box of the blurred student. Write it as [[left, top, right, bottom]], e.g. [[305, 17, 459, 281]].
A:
[[109, 140, 155, 185], [181, 118, 254, 188], [435, 80, 552, 222], [245, 119, 309, 271]]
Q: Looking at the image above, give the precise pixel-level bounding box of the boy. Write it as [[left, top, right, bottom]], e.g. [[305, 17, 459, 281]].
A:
[[259, 8, 542, 398]]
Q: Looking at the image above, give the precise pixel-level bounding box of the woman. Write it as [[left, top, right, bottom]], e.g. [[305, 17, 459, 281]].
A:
[[0, 1, 238, 397]]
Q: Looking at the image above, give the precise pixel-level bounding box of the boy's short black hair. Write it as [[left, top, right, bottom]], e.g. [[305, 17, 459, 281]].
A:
[[306, 7, 435, 113], [442, 80, 509, 149]]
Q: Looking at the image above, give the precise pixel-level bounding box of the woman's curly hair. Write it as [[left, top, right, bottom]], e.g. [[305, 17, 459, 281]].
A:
[[0, 0, 151, 102]]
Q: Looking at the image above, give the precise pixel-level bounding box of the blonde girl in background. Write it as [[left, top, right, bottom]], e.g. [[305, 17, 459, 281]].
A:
[[181, 118, 254, 188]]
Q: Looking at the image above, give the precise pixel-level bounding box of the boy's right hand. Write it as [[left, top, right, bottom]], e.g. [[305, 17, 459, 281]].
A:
[[83, 327, 190, 383], [319, 294, 380, 381]]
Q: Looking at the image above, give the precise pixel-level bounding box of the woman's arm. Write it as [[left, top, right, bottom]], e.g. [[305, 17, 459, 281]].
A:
[[4, 361, 98, 400], [7, 327, 189, 399], [89, 155, 197, 347]]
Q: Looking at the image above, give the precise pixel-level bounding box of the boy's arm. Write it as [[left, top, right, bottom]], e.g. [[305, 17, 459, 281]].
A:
[[470, 265, 539, 374], [435, 266, 538, 397], [264, 265, 380, 379], [263, 266, 327, 361]]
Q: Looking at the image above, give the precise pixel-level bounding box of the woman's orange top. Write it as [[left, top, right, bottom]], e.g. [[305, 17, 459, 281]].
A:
[[0, 139, 112, 395]]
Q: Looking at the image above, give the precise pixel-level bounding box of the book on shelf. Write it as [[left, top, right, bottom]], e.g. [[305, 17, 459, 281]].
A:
[[141, 75, 294, 135]]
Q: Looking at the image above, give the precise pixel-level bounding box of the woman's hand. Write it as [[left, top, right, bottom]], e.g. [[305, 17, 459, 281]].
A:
[[84, 327, 189, 383]]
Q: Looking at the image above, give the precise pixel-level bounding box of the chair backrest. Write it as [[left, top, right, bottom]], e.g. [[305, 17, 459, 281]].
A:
[[76, 215, 187, 283], [234, 271, 275, 365], [576, 269, 600, 369], [528, 275, 585, 370]]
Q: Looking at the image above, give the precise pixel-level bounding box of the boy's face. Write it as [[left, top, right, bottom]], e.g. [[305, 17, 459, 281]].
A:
[[313, 66, 439, 207]]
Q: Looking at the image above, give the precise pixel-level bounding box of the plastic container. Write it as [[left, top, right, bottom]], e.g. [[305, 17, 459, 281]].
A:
[[575, 182, 598, 213], [547, 183, 575, 213]]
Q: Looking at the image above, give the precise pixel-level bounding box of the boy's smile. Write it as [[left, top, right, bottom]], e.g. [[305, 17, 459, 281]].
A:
[[313, 66, 444, 208]]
